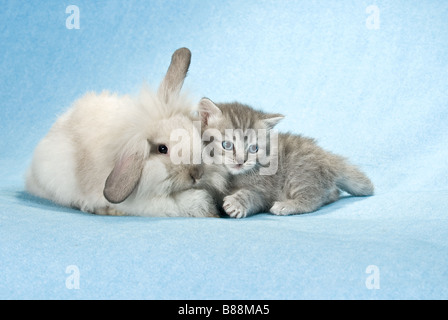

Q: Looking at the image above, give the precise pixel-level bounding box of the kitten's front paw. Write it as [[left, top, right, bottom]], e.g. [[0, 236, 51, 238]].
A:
[[94, 206, 126, 216], [270, 201, 297, 216], [223, 195, 248, 219]]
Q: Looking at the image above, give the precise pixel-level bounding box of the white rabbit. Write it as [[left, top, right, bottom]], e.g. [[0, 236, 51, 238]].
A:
[[26, 48, 228, 217]]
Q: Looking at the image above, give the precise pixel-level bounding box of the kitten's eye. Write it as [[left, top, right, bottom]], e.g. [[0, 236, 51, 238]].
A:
[[158, 144, 168, 154], [248, 144, 259, 153], [222, 141, 234, 150]]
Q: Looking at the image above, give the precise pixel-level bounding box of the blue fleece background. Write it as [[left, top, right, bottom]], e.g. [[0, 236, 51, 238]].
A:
[[1, 0, 447, 299]]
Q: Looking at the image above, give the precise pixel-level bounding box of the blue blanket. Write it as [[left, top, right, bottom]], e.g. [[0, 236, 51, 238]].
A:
[[1, 0, 447, 299]]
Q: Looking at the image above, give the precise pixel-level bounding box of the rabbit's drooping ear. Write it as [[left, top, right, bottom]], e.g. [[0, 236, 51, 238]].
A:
[[199, 98, 222, 126], [103, 153, 144, 204], [157, 47, 191, 103]]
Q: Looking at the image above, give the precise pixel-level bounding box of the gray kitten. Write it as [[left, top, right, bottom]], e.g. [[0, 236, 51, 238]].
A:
[[199, 99, 374, 218]]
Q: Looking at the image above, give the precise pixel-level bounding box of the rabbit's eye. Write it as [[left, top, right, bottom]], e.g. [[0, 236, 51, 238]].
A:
[[222, 141, 234, 150], [248, 144, 259, 154], [158, 144, 168, 154]]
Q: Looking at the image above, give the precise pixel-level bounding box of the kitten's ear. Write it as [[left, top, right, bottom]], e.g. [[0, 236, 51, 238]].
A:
[[262, 113, 285, 129], [199, 98, 222, 126]]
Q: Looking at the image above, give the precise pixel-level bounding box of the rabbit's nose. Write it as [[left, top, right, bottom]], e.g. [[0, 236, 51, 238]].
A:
[[190, 166, 204, 184]]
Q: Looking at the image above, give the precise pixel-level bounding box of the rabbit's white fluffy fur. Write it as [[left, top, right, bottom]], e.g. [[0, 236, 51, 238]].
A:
[[26, 48, 227, 217]]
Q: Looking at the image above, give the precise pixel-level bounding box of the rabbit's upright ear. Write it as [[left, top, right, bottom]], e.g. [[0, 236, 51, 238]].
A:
[[157, 47, 191, 103], [103, 153, 144, 204]]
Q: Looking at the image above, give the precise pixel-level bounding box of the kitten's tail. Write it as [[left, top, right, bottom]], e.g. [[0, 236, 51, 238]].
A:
[[333, 156, 374, 196]]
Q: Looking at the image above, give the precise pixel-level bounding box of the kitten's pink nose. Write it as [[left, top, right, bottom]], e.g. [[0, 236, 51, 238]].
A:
[[236, 157, 245, 164]]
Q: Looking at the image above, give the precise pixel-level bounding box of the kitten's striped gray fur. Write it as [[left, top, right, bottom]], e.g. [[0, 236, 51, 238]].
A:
[[199, 99, 374, 218]]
